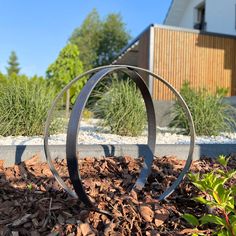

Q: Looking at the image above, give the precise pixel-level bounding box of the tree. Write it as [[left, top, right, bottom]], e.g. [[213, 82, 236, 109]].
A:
[[70, 9, 101, 70], [6, 51, 20, 76], [97, 13, 131, 66], [70, 9, 131, 70], [46, 43, 84, 117]]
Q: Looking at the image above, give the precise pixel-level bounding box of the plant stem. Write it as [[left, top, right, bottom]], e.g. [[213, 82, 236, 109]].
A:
[[223, 210, 235, 236], [66, 88, 70, 118]]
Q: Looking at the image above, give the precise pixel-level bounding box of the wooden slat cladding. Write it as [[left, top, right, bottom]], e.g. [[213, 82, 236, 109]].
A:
[[152, 27, 236, 100], [137, 29, 150, 85]]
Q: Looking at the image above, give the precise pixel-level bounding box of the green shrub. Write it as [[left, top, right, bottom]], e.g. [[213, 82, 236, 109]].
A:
[[183, 155, 236, 236], [170, 82, 236, 136], [0, 76, 55, 136], [93, 78, 147, 136]]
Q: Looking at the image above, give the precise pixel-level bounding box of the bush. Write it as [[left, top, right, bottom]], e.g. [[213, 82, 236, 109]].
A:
[[0, 72, 7, 84], [169, 82, 236, 136], [183, 155, 236, 235], [93, 78, 147, 136], [0, 76, 55, 136]]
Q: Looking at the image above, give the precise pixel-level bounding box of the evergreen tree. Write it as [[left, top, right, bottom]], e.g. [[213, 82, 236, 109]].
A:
[[6, 51, 20, 76]]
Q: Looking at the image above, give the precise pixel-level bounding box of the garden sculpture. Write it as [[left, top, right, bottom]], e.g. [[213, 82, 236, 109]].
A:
[[44, 65, 195, 214]]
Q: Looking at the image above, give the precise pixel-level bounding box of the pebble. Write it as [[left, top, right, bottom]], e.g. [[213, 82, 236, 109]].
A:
[[0, 119, 236, 145]]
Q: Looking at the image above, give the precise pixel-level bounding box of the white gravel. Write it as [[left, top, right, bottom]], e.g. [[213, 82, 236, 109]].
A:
[[1, 119, 236, 145]]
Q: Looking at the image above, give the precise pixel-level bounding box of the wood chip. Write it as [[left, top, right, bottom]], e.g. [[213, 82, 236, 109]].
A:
[[154, 206, 170, 227], [0, 155, 231, 234], [139, 205, 154, 222], [11, 232, 19, 236], [24, 155, 40, 166], [12, 214, 31, 227], [80, 223, 95, 236]]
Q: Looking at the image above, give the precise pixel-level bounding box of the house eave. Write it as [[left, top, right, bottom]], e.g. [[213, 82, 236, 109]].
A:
[[112, 24, 154, 65]]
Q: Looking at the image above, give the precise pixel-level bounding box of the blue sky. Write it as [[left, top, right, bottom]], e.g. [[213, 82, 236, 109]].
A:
[[0, 1, 172, 76]]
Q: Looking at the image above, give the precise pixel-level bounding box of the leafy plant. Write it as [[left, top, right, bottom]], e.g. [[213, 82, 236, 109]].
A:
[[0, 76, 55, 136], [183, 155, 236, 236], [46, 43, 84, 118], [170, 81, 236, 136], [93, 78, 147, 136]]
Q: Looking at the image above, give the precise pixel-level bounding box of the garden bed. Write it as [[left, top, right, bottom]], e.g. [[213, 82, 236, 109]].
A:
[[0, 155, 236, 235]]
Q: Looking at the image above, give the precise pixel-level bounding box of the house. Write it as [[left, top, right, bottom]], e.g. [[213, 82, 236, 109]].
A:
[[164, 0, 236, 36], [113, 1, 236, 102]]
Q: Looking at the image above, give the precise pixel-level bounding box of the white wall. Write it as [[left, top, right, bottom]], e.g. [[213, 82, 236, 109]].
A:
[[206, 0, 236, 35], [179, 0, 203, 28], [177, 0, 236, 36]]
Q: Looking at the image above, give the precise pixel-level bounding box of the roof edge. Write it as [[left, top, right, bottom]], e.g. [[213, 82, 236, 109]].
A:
[[163, 0, 174, 24], [153, 24, 236, 39], [112, 24, 154, 64]]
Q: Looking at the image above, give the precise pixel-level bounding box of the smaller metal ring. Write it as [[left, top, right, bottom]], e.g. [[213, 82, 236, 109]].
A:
[[66, 67, 156, 207]]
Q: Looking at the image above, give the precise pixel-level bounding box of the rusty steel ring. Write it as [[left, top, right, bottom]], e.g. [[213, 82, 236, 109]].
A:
[[44, 65, 195, 209]]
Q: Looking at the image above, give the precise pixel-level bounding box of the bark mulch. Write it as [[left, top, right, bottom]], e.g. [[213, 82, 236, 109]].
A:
[[1, 155, 235, 236]]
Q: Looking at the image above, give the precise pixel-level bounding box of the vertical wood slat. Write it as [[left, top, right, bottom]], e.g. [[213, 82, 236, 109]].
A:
[[137, 29, 150, 85], [152, 27, 236, 100]]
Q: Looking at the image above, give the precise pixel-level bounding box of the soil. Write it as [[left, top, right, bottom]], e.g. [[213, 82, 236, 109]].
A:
[[0, 154, 236, 236]]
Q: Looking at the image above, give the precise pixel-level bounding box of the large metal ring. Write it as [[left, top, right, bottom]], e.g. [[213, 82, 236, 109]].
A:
[[44, 65, 195, 206], [66, 67, 156, 207]]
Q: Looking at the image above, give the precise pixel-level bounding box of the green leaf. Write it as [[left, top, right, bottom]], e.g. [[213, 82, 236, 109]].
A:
[[192, 182, 207, 192], [213, 184, 225, 204], [193, 196, 214, 206], [215, 176, 229, 187], [231, 186, 236, 195], [217, 230, 230, 236], [230, 215, 236, 224], [227, 169, 236, 179], [216, 169, 227, 176], [226, 196, 235, 212], [232, 221, 236, 235], [217, 155, 229, 167], [200, 214, 227, 226], [188, 172, 200, 182], [182, 214, 199, 227]]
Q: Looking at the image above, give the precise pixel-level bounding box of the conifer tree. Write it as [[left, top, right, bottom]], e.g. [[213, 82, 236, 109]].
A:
[[6, 51, 20, 76]]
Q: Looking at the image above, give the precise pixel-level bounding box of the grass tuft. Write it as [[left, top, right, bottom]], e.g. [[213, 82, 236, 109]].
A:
[[0, 77, 55, 136], [93, 78, 147, 136], [170, 81, 236, 136]]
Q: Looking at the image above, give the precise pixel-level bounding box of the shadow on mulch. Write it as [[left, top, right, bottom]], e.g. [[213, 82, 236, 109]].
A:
[[0, 154, 230, 236]]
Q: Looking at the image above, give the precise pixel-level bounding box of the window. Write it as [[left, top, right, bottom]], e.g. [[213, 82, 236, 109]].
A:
[[194, 2, 206, 30]]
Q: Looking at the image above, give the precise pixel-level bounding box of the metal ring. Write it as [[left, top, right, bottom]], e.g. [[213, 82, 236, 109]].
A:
[[44, 66, 120, 199], [66, 67, 156, 206], [44, 65, 195, 205]]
